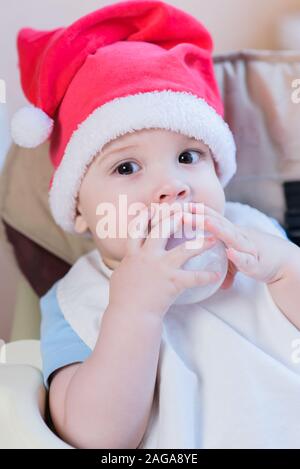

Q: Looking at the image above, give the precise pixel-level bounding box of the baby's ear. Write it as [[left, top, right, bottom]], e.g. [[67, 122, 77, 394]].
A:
[[74, 203, 89, 234]]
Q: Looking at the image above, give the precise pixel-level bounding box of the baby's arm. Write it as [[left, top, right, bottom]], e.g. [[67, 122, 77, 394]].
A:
[[49, 304, 163, 449], [188, 203, 300, 330], [267, 244, 300, 330], [49, 206, 215, 448]]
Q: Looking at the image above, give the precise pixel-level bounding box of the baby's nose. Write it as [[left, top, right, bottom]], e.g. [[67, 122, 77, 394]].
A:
[[154, 180, 190, 204]]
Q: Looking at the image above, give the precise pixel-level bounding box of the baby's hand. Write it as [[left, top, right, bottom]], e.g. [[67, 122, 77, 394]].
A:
[[108, 205, 219, 319], [188, 202, 295, 287]]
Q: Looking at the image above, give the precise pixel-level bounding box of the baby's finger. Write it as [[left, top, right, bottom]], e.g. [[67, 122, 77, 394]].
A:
[[149, 204, 183, 230], [144, 210, 184, 251], [186, 211, 257, 256], [173, 268, 221, 292], [126, 206, 152, 254], [226, 247, 258, 273], [189, 201, 223, 221], [128, 204, 184, 253], [188, 203, 256, 253], [166, 235, 217, 269]]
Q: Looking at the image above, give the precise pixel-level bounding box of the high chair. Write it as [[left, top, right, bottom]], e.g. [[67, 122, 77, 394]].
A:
[[0, 50, 300, 448]]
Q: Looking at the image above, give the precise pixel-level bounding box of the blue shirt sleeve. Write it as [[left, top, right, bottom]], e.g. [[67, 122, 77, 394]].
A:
[[40, 280, 92, 390]]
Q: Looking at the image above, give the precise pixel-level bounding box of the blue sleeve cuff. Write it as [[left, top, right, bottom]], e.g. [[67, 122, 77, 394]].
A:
[[40, 281, 92, 390]]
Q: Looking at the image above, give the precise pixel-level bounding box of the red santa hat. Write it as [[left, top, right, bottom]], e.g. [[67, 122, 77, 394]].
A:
[[11, 0, 236, 233]]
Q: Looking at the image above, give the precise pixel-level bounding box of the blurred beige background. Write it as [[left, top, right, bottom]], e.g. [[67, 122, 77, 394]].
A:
[[1, 0, 300, 342]]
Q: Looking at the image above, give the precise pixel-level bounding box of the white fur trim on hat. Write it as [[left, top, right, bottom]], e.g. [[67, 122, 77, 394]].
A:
[[10, 105, 54, 148], [49, 90, 236, 233]]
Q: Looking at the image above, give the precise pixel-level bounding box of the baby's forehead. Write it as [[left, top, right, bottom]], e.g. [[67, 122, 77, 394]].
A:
[[102, 129, 206, 152]]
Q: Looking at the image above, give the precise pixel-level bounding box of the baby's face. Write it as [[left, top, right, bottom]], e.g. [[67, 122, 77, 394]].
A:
[[75, 128, 225, 270]]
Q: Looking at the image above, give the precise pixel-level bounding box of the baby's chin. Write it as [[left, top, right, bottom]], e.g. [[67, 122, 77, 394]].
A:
[[100, 254, 121, 271]]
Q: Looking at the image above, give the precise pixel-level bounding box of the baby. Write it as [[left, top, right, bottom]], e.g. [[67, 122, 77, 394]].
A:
[[11, 0, 300, 449]]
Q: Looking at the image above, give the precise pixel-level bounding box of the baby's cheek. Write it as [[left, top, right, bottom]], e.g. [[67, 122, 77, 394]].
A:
[[208, 179, 226, 214], [95, 235, 128, 264], [198, 184, 225, 216], [214, 190, 226, 216]]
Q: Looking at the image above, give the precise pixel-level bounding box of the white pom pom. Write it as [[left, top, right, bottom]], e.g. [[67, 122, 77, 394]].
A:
[[10, 105, 54, 148]]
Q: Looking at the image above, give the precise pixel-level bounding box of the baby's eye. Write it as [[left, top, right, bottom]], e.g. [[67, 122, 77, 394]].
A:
[[179, 150, 203, 164], [112, 150, 204, 176], [113, 161, 140, 176]]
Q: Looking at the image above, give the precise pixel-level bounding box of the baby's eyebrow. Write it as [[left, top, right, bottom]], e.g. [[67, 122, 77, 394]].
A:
[[186, 136, 205, 146], [97, 144, 139, 165]]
